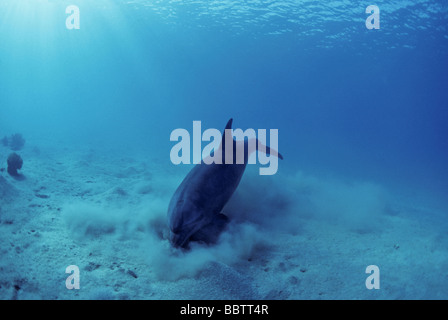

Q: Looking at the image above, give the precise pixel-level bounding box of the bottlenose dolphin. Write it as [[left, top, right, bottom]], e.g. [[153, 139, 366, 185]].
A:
[[167, 118, 283, 249]]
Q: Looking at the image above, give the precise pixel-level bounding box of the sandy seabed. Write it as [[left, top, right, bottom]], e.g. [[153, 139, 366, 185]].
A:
[[1, 138, 447, 300]]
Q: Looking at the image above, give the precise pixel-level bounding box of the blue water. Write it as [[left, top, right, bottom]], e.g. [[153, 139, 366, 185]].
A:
[[1, 0, 447, 300], [1, 0, 447, 201]]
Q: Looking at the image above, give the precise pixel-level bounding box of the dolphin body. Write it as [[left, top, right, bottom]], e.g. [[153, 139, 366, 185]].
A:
[[167, 118, 283, 249]]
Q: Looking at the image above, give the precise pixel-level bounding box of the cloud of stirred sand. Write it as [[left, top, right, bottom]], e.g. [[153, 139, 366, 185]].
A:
[[62, 168, 388, 280]]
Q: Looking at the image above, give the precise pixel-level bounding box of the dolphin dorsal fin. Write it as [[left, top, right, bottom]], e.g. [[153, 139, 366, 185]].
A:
[[221, 118, 233, 144], [217, 118, 233, 163], [224, 118, 233, 132]]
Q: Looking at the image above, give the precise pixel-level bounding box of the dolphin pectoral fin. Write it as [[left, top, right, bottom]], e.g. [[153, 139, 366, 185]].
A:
[[254, 138, 283, 160], [190, 214, 230, 245], [266, 146, 283, 160]]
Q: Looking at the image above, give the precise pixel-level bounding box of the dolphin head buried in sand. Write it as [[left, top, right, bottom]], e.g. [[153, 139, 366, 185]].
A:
[[167, 118, 283, 249]]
